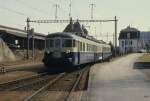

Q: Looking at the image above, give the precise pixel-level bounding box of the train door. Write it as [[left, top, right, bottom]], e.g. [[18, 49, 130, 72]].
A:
[[54, 38, 62, 50], [77, 41, 80, 64], [53, 38, 62, 58]]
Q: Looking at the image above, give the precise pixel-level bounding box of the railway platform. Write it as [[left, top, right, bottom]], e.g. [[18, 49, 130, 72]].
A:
[[82, 53, 150, 101]]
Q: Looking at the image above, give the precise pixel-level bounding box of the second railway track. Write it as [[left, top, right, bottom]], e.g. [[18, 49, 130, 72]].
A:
[[0, 72, 48, 91], [24, 66, 90, 101], [0, 65, 91, 101]]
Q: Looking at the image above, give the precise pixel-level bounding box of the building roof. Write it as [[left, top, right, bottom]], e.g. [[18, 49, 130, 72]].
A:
[[63, 19, 88, 36], [0, 25, 46, 40], [119, 26, 140, 39], [120, 26, 140, 32]]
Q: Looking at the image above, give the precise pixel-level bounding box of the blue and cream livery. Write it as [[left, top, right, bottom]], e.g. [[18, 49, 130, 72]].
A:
[[43, 32, 112, 67]]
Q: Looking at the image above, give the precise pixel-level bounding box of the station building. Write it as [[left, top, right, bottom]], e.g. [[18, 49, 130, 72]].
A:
[[0, 25, 46, 50], [119, 26, 141, 54]]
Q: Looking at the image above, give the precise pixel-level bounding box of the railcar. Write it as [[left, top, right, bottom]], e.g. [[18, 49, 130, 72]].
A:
[[42, 32, 112, 68]]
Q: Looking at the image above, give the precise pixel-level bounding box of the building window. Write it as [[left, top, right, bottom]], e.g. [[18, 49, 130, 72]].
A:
[[130, 40, 132, 45], [122, 41, 124, 47], [127, 33, 130, 39]]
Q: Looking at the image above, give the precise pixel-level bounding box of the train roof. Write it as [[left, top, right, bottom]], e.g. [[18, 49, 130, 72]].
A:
[[47, 32, 110, 46]]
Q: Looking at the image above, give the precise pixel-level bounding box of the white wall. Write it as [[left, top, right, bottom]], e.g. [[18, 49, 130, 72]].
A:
[[119, 39, 140, 54]]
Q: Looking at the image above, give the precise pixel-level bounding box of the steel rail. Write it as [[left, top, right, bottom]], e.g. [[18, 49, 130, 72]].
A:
[[64, 70, 84, 101], [23, 73, 65, 101], [0, 72, 47, 90], [8, 75, 53, 91], [24, 66, 90, 101]]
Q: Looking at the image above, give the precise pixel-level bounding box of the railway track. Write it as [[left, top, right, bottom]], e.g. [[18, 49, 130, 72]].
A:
[[0, 65, 91, 101], [23, 67, 90, 101], [0, 72, 48, 91]]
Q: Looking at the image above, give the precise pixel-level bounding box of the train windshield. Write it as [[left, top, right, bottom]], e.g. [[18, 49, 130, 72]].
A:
[[62, 39, 72, 47], [46, 38, 74, 48], [55, 39, 61, 48], [46, 39, 54, 49]]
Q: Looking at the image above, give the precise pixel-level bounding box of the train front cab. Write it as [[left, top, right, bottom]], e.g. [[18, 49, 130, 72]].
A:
[[43, 33, 112, 69], [43, 37, 77, 67]]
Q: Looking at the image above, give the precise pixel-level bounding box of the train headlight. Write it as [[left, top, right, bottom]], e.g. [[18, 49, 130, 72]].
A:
[[66, 50, 71, 54], [46, 50, 50, 54], [68, 58, 72, 62]]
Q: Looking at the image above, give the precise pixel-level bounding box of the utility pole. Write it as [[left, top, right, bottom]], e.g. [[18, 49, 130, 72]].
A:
[[54, 4, 59, 20], [114, 16, 118, 56], [89, 3, 96, 19], [26, 17, 30, 59], [69, 0, 72, 18], [107, 32, 108, 42], [94, 27, 97, 38], [113, 32, 115, 46], [30, 28, 34, 61]]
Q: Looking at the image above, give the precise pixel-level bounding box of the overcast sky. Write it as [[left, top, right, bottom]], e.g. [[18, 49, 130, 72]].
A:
[[0, 0, 150, 43]]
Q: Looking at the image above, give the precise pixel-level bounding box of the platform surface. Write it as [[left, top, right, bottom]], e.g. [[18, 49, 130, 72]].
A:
[[83, 53, 150, 101]]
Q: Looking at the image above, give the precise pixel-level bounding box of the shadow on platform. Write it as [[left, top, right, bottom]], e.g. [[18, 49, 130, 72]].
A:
[[134, 62, 150, 69]]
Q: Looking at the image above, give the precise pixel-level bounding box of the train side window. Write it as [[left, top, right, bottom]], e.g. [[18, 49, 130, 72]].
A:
[[80, 42, 82, 51], [93, 45, 95, 51], [49, 39, 54, 47], [46, 39, 49, 48], [89, 44, 91, 52], [83, 43, 85, 51], [46, 39, 54, 49], [88, 44, 90, 52], [78, 41, 80, 50], [87, 44, 89, 52], [87, 44, 88, 52], [73, 40, 76, 47], [92, 45, 94, 52]]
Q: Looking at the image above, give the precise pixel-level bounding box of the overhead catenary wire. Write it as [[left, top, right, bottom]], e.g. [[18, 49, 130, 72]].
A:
[[15, 0, 49, 16], [0, 6, 26, 16]]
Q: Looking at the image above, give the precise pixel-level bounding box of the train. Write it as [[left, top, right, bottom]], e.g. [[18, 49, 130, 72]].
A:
[[42, 19, 112, 68], [42, 32, 112, 68]]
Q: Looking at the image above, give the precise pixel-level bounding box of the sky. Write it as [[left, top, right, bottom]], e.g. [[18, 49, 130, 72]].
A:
[[0, 0, 150, 43]]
